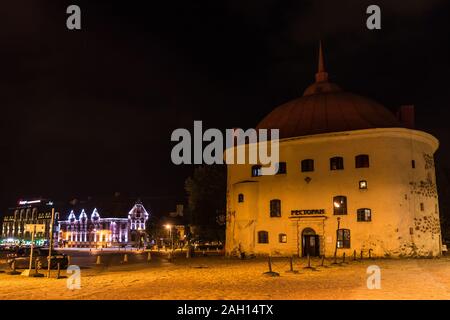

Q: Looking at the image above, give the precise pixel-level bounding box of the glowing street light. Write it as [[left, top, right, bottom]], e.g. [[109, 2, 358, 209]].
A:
[[164, 224, 174, 251]]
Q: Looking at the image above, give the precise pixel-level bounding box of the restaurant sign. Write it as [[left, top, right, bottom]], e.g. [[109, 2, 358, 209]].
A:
[[290, 209, 325, 217]]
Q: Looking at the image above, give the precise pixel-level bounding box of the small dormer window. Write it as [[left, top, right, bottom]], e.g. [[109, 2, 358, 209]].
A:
[[238, 194, 244, 203]]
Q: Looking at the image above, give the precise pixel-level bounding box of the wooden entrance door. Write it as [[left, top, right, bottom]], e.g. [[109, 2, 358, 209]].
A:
[[302, 228, 320, 257]]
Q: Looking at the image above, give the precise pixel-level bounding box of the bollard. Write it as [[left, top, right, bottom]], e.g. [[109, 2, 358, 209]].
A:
[[186, 248, 191, 259], [332, 251, 338, 265], [67, 255, 72, 265], [96, 255, 102, 265], [32, 259, 44, 277], [321, 255, 325, 267], [286, 256, 299, 274], [56, 262, 61, 279], [7, 259, 21, 275], [262, 255, 279, 276], [369, 249, 373, 259], [123, 254, 128, 263], [360, 250, 363, 260], [202, 250, 206, 256], [168, 252, 172, 262], [303, 253, 315, 270], [353, 250, 357, 261], [342, 252, 346, 264], [147, 251, 152, 262]]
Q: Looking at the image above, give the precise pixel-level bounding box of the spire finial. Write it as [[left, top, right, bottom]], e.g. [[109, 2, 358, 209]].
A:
[[315, 41, 328, 82]]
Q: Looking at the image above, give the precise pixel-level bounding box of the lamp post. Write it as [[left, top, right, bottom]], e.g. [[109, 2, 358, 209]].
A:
[[47, 208, 55, 278], [165, 224, 173, 251], [333, 217, 341, 263]]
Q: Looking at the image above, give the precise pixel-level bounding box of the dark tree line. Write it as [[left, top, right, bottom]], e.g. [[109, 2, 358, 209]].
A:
[[184, 165, 227, 242]]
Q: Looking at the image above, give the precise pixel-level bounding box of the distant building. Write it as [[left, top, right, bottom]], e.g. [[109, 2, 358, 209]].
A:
[[58, 201, 149, 248], [128, 200, 150, 245], [1, 199, 59, 246], [158, 204, 188, 247]]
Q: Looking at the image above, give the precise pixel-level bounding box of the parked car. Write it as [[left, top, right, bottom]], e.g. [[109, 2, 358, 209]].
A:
[[0, 246, 17, 261], [6, 247, 68, 270], [192, 240, 223, 251]]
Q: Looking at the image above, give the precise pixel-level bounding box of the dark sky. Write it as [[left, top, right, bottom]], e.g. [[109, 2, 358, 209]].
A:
[[1, 0, 449, 215]]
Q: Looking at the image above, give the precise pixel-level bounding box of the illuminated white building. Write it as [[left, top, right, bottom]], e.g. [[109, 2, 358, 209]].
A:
[[128, 200, 150, 244], [225, 45, 442, 258]]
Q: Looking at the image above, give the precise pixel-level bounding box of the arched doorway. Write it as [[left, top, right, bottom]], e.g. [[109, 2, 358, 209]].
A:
[[302, 228, 320, 257]]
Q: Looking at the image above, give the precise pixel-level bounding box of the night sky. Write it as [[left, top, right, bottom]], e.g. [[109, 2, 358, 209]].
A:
[[1, 1, 449, 216]]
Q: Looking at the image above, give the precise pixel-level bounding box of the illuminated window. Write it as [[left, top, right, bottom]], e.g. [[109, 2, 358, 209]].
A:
[[258, 231, 269, 244], [270, 199, 281, 217], [251, 165, 262, 177], [32, 208, 38, 220], [337, 229, 350, 248], [301, 159, 314, 172], [276, 162, 287, 174], [279, 233, 287, 243], [355, 154, 370, 168], [330, 157, 344, 170], [238, 193, 244, 203], [359, 180, 368, 189], [357, 208, 372, 222], [333, 196, 347, 215]]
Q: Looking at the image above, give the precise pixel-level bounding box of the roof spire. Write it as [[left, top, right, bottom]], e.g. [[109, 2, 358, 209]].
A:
[[315, 41, 328, 83]]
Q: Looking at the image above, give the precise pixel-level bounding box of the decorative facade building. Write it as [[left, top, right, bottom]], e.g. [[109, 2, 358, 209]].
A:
[[128, 201, 150, 245], [225, 44, 441, 258], [1, 199, 59, 246], [58, 201, 149, 248]]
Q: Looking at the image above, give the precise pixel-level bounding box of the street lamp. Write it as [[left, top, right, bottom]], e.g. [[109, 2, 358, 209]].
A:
[[333, 217, 341, 264], [165, 224, 174, 251]]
